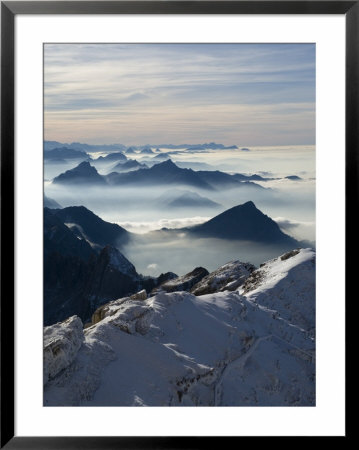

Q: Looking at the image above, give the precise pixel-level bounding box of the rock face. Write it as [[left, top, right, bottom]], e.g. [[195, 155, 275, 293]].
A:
[[191, 261, 256, 296], [44, 207, 178, 326], [154, 267, 209, 294], [43, 316, 84, 385], [44, 249, 315, 407], [44, 208, 139, 325], [91, 290, 147, 325], [44, 207, 94, 261]]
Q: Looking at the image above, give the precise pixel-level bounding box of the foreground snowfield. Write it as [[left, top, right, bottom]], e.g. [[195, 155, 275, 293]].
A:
[[44, 248, 315, 406]]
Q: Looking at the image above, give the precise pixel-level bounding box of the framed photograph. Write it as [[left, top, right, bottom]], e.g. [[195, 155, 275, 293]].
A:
[[1, 1, 353, 446]]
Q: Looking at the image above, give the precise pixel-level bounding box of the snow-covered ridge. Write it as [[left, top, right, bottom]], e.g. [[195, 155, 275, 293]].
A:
[[44, 248, 315, 406], [241, 248, 315, 335], [191, 260, 256, 296]]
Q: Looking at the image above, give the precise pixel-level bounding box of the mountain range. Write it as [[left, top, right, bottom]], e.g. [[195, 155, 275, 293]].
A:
[[44, 147, 91, 161], [52, 159, 265, 191]]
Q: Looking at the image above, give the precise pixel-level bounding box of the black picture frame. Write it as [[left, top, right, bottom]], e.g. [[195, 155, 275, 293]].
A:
[[1, 1, 354, 447]]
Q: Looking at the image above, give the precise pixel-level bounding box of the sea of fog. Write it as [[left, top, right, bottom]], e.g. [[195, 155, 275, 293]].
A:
[[44, 145, 315, 276]]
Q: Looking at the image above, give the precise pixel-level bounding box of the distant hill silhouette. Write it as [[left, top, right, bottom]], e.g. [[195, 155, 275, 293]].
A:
[[94, 152, 127, 163], [52, 161, 106, 185], [158, 190, 221, 209], [106, 160, 264, 191], [44, 147, 90, 161], [111, 159, 147, 172]]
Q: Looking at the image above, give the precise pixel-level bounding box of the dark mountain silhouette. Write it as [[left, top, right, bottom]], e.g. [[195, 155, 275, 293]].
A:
[[105, 160, 263, 191], [44, 147, 90, 161], [52, 205, 131, 249], [44, 207, 95, 261], [153, 153, 171, 160], [44, 208, 177, 326], [44, 141, 126, 152], [140, 147, 154, 155], [125, 146, 137, 154], [94, 152, 127, 163], [52, 161, 106, 185], [231, 173, 266, 182], [187, 201, 299, 246], [187, 142, 238, 150], [197, 170, 265, 189], [158, 190, 221, 209], [111, 159, 147, 172], [106, 159, 214, 189]]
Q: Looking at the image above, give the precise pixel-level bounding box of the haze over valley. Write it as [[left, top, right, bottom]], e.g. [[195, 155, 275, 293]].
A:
[[45, 142, 315, 275]]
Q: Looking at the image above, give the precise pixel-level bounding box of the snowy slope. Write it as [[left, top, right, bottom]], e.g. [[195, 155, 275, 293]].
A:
[[241, 248, 315, 335], [44, 248, 315, 407]]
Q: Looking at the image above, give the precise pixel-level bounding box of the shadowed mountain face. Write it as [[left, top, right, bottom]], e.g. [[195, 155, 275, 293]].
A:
[[52, 205, 130, 249], [44, 207, 94, 261], [52, 161, 106, 185], [44, 208, 177, 326], [188, 201, 299, 246]]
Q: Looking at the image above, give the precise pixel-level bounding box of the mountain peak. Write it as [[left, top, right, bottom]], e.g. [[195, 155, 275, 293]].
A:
[[158, 159, 176, 167], [242, 200, 256, 209], [77, 161, 91, 168], [189, 201, 299, 246], [52, 161, 106, 185], [152, 159, 178, 171]]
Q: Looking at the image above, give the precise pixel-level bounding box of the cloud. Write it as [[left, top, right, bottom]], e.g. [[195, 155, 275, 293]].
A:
[[44, 43, 315, 146], [116, 216, 210, 234], [274, 217, 315, 229]]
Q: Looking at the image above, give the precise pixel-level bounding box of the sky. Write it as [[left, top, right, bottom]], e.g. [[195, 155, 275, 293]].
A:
[[44, 43, 315, 146]]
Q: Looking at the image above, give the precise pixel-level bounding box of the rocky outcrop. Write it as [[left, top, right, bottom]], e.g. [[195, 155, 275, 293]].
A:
[[153, 267, 209, 294], [91, 289, 148, 325], [43, 316, 84, 385], [191, 261, 255, 296], [130, 289, 147, 301]]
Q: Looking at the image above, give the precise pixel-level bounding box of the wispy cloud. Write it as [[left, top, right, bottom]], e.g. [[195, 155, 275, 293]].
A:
[[44, 43, 315, 145]]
